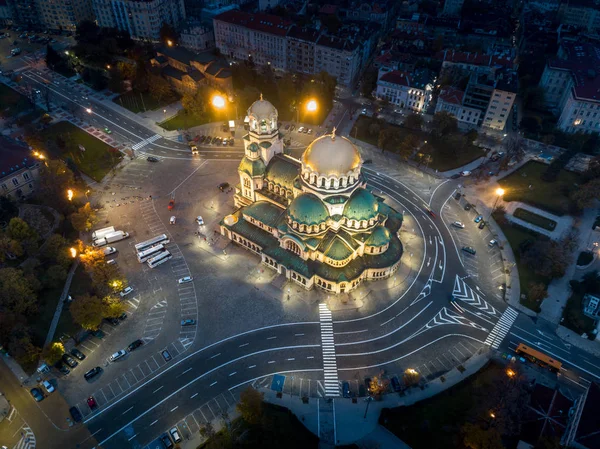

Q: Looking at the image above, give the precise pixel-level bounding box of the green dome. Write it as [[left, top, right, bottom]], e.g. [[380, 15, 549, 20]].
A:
[[343, 188, 379, 222], [239, 156, 266, 177], [288, 193, 329, 226], [247, 143, 260, 153], [365, 225, 391, 247]]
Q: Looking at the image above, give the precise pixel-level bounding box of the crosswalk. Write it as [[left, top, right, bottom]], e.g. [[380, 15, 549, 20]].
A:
[[484, 307, 519, 349], [14, 426, 35, 449], [452, 275, 499, 317], [132, 134, 161, 151], [318, 303, 339, 397]]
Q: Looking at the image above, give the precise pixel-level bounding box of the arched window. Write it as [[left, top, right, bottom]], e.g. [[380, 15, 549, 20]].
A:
[[330, 179, 334, 188], [286, 240, 301, 256], [243, 178, 251, 188], [320, 178, 325, 187]]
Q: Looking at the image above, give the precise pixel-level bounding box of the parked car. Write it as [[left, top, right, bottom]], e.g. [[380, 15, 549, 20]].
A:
[[168, 199, 175, 210], [62, 353, 78, 368], [57, 363, 70, 375], [109, 350, 127, 362], [390, 376, 402, 392], [307, 129, 313, 134], [474, 215, 483, 223], [169, 216, 176, 225], [205, 135, 212, 144], [218, 182, 230, 191], [103, 246, 117, 256], [91, 329, 105, 339], [196, 216, 204, 225], [460, 170, 471, 176], [84, 367, 102, 381], [489, 239, 498, 247], [178, 276, 193, 284], [30, 387, 44, 402], [464, 203, 472, 211], [118, 312, 127, 321], [462, 246, 476, 255], [147, 156, 159, 162], [120, 286, 134, 297], [127, 339, 144, 351], [87, 396, 98, 410], [451, 221, 465, 229], [160, 433, 174, 449], [297, 126, 305, 133], [342, 381, 351, 398], [478, 221, 486, 229], [181, 319, 196, 326], [162, 349, 172, 361], [69, 406, 82, 423], [229, 138, 234, 146], [42, 380, 54, 394], [170, 427, 182, 443], [70, 348, 86, 360], [103, 127, 112, 134], [106, 259, 117, 265], [106, 317, 120, 326]]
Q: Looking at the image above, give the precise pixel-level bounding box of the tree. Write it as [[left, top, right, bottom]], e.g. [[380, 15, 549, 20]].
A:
[[432, 111, 458, 136], [378, 128, 398, 152], [0, 268, 38, 315], [133, 59, 150, 92], [70, 202, 98, 232], [571, 178, 600, 210], [37, 160, 77, 214], [91, 261, 126, 296], [78, 241, 105, 270], [7, 217, 38, 243], [236, 386, 264, 425], [42, 342, 65, 365], [41, 234, 68, 262], [398, 134, 420, 160], [148, 74, 173, 102], [465, 129, 478, 144], [159, 22, 179, 46], [521, 239, 570, 279], [404, 113, 424, 131], [368, 123, 381, 137], [8, 334, 41, 366], [108, 68, 125, 93], [44, 264, 68, 289], [103, 295, 126, 318], [368, 376, 389, 399], [527, 282, 548, 303], [523, 86, 545, 111], [461, 422, 504, 449], [70, 294, 106, 330]]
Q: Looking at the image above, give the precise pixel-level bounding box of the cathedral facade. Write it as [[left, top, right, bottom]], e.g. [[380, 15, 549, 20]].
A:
[[220, 97, 403, 294]]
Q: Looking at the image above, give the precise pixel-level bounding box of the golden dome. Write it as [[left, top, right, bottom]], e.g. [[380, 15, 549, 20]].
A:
[[248, 94, 277, 120], [302, 132, 361, 176]]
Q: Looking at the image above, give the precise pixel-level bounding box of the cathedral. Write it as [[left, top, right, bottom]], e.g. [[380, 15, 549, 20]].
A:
[[220, 96, 404, 294]]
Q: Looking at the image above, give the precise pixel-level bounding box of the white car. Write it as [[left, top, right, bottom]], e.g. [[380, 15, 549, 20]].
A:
[[451, 221, 465, 229], [42, 380, 54, 393], [297, 126, 305, 133], [460, 171, 471, 177], [178, 276, 193, 284], [307, 129, 313, 134], [196, 216, 204, 226], [489, 239, 498, 247], [170, 427, 182, 443], [170, 216, 176, 225], [109, 350, 127, 362], [103, 246, 117, 256], [106, 259, 117, 265], [119, 286, 134, 297]]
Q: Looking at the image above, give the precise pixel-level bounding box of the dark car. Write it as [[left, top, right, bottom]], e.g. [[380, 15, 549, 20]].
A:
[[229, 138, 234, 146], [211, 136, 219, 144], [91, 329, 105, 339], [84, 366, 102, 381], [62, 353, 78, 368], [450, 173, 461, 179], [160, 433, 174, 449], [70, 348, 86, 360], [218, 182, 230, 191], [390, 376, 402, 392], [205, 135, 212, 144], [462, 246, 476, 255], [474, 215, 483, 223], [127, 339, 144, 352], [57, 362, 70, 375], [162, 349, 172, 362], [69, 406, 82, 423], [118, 312, 128, 321], [106, 317, 120, 326], [478, 221, 486, 229], [199, 135, 206, 143], [147, 156, 159, 162], [30, 387, 44, 402], [464, 203, 472, 211], [426, 209, 436, 218], [342, 381, 351, 398], [284, 124, 290, 130]]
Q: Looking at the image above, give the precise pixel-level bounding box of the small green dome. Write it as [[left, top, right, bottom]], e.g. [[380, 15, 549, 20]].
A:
[[239, 156, 266, 177], [343, 188, 379, 222], [247, 143, 260, 153], [365, 225, 391, 247], [288, 193, 329, 226]]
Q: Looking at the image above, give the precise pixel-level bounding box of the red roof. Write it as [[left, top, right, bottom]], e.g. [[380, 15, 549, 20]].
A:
[[438, 87, 464, 105], [549, 42, 600, 103], [214, 10, 292, 37], [379, 70, 411, 87], [434, 50, 515, 69]]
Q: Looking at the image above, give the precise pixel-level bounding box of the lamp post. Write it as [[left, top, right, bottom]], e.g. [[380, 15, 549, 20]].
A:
[[489, 188, 505, 220], [297, 99, 318, 124]]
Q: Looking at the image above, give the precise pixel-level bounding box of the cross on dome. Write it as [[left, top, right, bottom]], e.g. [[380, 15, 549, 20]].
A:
[[260, 93, 263, 101], [331, 127, 336, 140]]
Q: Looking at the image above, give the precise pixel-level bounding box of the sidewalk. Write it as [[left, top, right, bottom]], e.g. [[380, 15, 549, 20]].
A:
[[43, 259, 80, 348]]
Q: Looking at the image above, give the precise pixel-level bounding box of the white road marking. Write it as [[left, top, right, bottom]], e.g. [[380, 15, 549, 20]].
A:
[[190, 393, 198, 399], [170, 406, 178, 412], [210, 381, 218, 386], [152, 386, 163, 393]]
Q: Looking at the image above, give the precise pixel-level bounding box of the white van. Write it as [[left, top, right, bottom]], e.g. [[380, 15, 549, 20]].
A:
[[109, 350, 127, 362]]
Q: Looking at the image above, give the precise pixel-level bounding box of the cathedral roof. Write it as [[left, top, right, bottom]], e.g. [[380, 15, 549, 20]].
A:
[[288, 193, 329, 225], [365, 225, 391, 247], [265, 155, 299, 189], [323, 236, 354, 261], [302, 132, 361, 176], [343, 188, 379, 222], [243, 201, 284, 228], [248, 97, 277, 119], [239, 156, 266, 177]]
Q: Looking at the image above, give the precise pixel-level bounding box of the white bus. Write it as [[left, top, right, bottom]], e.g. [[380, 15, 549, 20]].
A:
[[147, 250, 172, 269], [137, 244, 166, 263], [134, 234, 169, 253]]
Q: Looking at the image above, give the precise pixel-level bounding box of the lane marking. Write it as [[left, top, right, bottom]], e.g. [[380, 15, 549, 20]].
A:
[[229, 372, 237, 376], [248, 365, 256, 368], [128, 434, 138, 441], [190, 393, 198, 399], [267, 336, 277, 340], [210, 353, 221, 359], [153, 386, 163, 393], [150, 420, 158, 426], [239, 343, 249, 348], [170, 406, 178, 412], [210, 381, 218, 387], [121, 406, 133, 415]]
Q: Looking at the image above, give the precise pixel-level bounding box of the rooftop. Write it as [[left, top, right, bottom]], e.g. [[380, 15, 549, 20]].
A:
[[548, 42, 600, 103], [439, 87, 465, 105], [0, 136, 36, 178], [378, 69, 433, 89], [434, 50, 515, 70], [287, 25, 321, 43], [214, 10, 292, 37]]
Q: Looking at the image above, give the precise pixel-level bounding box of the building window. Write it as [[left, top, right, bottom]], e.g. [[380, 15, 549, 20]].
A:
[[1, 184, 6, 191], [12, 178, 19, 186], [23, 172, 30, 181]]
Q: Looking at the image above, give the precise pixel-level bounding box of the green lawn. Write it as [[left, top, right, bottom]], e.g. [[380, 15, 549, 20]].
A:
[[40, 121, 122, 182], [498, 161, 581, 216], [160, 111, 211, 131], [563, 291, 597, 336], [114, 90, 179, 114], [381, 362, 505, 449], [513, 207, 557, 231], [494, 213, 548, 312], [0, 83, 35, 117]]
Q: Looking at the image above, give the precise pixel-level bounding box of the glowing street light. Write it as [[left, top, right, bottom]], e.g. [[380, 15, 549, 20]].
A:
[[67, 189, 74, 202], [167, 40, 173, 47], [495, 187, 505, 197], [69, 247, 77, 258], [506, 369, 516, 378], [489, 187, 505, 220], [86, 108, 92, 114], [306, 99, 318, 112], [212, 95, 226, 109]]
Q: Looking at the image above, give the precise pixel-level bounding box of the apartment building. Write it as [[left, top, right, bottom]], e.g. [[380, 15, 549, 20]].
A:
[[375, 68, 434, 112], [558, 0, 600, 34], [442, 0, 464, 17], [6, 0, 42, 29], [93, 0, 185, 41], [286, 26, 320, 75], [434, 49, 516, 78], [37, 0, 93, 31], [180, 23, 215, 51], [435, 87, 482, 127], [0, 137, 41, 200], [315, 35, 362, 87], [540, 42, 600, 134]]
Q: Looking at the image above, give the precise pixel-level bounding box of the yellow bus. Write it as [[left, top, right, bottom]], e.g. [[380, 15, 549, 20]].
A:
[[516, 343, 562, 372]]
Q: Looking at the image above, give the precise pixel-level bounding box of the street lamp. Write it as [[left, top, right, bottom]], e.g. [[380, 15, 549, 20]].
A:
[[489, 188, 505, 220], [67, 189, 74, 202], [86, 108, 92, 114], [297, 99, 318, 123], [69, 247, 77, 258], [167, 40, 173, 47], [212, 95, 226, 109]]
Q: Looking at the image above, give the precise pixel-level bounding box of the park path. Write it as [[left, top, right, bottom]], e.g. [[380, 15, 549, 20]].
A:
[[43, 259, 80, 348]]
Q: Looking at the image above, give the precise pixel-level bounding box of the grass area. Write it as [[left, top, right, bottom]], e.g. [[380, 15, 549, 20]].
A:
[[351, 115, 485, 171], [39, 121, 122, 182], [493, 212, 548, 312], [0, 83, 34, 117], [160, 111, 211, 131], [381, 362, 504, 449], [513, 207, 557, 231], [114, 90, 179, 114], [563, 291, 597, 336], [197, 402, 318, 449], [498, 161, 581, 216], [577, 251, 594, 266], [54, 265, 91, 342]]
